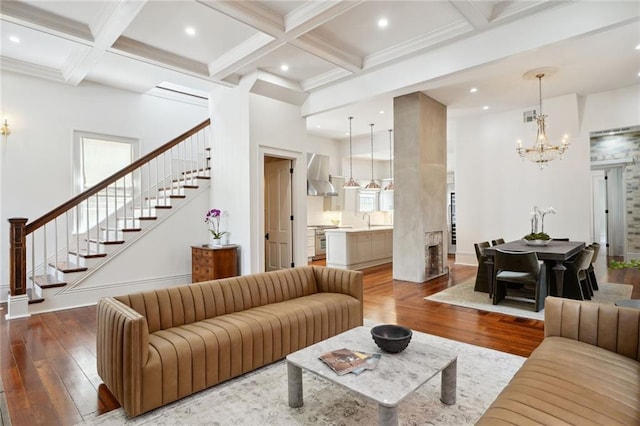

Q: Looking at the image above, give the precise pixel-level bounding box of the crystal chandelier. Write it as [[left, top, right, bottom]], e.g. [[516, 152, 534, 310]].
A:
[[516, 72, 569, 169]]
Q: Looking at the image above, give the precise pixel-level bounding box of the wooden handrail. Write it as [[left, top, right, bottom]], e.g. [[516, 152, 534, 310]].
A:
[[25, 118, 210, 234]]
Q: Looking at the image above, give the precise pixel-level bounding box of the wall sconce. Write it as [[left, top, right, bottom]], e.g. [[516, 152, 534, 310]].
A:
[[0, 118, 10, 140]]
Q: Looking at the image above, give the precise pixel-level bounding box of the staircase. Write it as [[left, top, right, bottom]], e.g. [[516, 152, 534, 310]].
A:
[[8, 119, 211, 313]]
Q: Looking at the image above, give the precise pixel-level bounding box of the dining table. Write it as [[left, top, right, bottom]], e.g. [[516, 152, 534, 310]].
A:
[[483, 240, 586, 299]]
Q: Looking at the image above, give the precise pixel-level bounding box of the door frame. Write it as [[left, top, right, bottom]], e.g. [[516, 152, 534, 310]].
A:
[[590, 158, 632, 259], [256, 146, 305, 272]]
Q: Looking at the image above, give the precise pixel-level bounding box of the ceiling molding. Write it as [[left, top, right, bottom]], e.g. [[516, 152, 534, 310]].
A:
[[301, 68, 353, 92], [0, 1, 92, 43], [111, 37, 210, 76], [284, 0, 364, 36], [291, 33, 362, 73], [208, 33, 279, 80], [63, 0, 148, 86], [196, 0, 284, 35], [449, 1, 490, 30], [364, 20, 473, 70], [0, 56, 65, 83]]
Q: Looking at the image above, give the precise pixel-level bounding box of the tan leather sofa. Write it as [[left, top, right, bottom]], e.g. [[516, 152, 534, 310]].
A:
[[478, 296, 640, 425], [96, 266, 363, 417]]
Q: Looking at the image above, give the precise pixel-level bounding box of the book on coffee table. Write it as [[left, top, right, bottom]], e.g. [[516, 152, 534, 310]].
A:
[[319, 348, 380, 375]]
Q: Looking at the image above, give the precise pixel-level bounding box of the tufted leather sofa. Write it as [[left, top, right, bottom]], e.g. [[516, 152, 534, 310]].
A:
[[96, 266, 363, 417], [478, 296, 640, 425]]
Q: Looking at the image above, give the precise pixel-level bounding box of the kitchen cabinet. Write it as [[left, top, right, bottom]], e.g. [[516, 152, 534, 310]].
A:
[[306, 227, 315, 260], [325, 227, 392, 270], [191, 245, 239, 282], [323, 175, 345, 211]]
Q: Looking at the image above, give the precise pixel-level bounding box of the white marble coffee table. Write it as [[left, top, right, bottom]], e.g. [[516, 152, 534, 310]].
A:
[[286, 326, 457, 426]]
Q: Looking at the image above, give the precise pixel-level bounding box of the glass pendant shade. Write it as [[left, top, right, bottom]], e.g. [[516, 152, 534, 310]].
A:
[[365, 123, 381, 190], [344, 116, 360, 188]]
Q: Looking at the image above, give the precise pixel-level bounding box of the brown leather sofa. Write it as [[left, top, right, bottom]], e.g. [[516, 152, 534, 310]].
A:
[[478, 296, 640, 425], [96, 265, 363, 417]]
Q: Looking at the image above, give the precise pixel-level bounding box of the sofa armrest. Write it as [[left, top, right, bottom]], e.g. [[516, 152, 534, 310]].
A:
[[96, 297, 149, 416], [544, 296, 640, 361], [313, 266, 363, 300]]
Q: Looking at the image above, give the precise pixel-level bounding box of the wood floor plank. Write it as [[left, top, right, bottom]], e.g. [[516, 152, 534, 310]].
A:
[[1, 256, 638, 425]]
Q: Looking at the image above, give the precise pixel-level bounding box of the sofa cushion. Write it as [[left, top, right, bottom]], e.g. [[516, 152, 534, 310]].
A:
[[479, 336, 640, 425]]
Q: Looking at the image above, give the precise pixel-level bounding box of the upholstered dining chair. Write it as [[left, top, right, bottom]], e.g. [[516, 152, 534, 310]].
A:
[[587, 242, 600, 291], [491, 238, 505, 246], [492, 249, 547, 312], [562, 247, 595, 300], [474, 241, 491, 295]]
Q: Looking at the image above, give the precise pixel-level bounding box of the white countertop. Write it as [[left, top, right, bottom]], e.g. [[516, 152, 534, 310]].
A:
[[325, 226, 393, 233]]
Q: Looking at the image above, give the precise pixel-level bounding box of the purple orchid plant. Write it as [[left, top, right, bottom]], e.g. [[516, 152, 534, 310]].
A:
[[205, 208, 226, 239]]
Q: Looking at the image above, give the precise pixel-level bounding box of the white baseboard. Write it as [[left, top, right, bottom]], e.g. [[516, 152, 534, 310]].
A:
[[455, 252, 477, 266]]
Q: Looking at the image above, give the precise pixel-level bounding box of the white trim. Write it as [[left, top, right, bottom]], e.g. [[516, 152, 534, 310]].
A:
[[590, 157, 635, 170], [257, 146, 305, 272]]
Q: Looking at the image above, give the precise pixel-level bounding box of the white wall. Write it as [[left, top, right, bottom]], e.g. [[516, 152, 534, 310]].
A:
[[0, 71, 208, 293], [210, 84, 338, 273], [454, 85, 640, 265]]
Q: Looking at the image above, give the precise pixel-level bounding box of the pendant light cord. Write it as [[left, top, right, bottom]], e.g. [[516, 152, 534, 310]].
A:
[[349, 117, 354, 179], [370, 123, 375, 181], [388, 129, 393, 179], [537, 73, 544, 117]]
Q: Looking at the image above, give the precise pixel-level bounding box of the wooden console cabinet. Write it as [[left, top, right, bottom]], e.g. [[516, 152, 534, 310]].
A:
[[191, 245, 239, 282]]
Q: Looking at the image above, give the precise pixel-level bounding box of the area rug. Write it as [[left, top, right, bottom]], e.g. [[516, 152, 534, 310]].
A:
[[79, 332, 525, 425], [425, 281, 633, 321]]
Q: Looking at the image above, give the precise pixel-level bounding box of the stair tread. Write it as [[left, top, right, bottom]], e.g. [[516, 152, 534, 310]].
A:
[[33, 274, 67, 288], [87, 238, 125, 245], [27, 288, 45, 304], [69, 249, 107, 258], [50, 262, 88, 273], [121, 228, 142, 232], [158, 185, 199, 191]]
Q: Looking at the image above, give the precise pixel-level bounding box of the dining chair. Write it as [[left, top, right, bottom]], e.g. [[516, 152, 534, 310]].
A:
[[491, 238, 505, 246], [587, 242, 600, 291], [561, 248, 595, 300], [492, 249, 547, 312], [474, 241, 491, 295]]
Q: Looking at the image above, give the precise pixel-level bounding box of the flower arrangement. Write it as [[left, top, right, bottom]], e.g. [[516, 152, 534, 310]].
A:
[[524, 206, 555, 240], [205, 208, 226, 239]]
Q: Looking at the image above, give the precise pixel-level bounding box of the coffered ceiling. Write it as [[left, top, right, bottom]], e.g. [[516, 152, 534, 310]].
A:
[[1, 0, 639, 140]]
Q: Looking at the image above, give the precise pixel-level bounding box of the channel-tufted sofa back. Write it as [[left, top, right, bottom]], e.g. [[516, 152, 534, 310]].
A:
[[115, 266, 319, 333]]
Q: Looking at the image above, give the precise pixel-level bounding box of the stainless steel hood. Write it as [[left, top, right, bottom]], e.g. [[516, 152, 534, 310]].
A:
[[307, 153, 337, 196]]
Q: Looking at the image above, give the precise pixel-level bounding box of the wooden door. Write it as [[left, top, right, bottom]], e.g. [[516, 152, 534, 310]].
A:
[[264, 158, 292, 271]]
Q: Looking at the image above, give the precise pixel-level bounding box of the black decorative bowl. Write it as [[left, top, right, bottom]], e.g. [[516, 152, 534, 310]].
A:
[[371, 324, 412, 353]]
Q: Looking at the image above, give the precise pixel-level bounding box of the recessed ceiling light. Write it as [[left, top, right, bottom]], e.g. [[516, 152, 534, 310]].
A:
[[316, 125, 321, 128], [483, 106, 489, 110], [280, 64, 289, 72], [9, 36, 20, 43], [379, 110, 385, 114], [377, 18, 388, 28], [635, 43, 640, 50], [346, 132, 350, 136], [185, 26, 196, 36], [469, 87, 478, 93]]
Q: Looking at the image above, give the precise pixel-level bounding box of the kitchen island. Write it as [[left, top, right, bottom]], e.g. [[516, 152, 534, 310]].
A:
[[325, 226, 393, 270]]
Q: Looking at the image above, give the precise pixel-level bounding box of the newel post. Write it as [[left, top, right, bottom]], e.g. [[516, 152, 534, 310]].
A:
[[9, 218, 28, 296]]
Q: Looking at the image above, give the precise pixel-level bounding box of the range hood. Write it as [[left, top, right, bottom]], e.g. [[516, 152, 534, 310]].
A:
[[307, 153, 337, 196]]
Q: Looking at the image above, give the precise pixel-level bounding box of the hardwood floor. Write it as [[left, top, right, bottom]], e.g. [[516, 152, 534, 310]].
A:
[[1, 257, 638, 425]]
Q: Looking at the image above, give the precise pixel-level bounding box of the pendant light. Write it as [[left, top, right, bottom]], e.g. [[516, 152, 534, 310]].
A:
[[384, 129, 394, 191], [344, 116, 360, 188], [365, 123, 381, 190]]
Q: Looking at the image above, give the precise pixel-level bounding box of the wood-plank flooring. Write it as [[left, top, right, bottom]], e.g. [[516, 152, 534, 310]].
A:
[[1, 257, 638, 426]]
